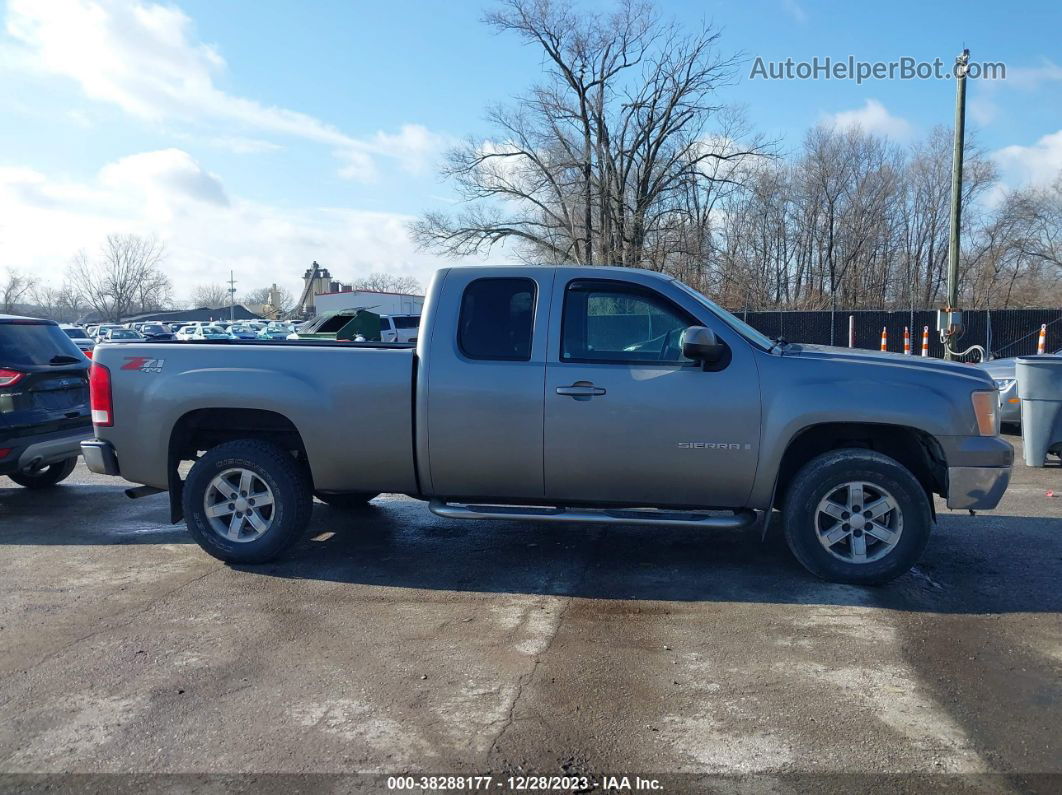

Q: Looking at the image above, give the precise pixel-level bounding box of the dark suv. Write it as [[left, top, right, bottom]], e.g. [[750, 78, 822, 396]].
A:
[[1, 315, 92, 488]]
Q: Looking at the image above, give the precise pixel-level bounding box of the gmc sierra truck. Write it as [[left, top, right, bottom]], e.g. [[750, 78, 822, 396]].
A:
[[82, 266, 1013, 584]]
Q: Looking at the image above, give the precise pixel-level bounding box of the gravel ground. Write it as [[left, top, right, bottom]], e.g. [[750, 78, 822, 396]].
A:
[[0, 431, 1059, 792]]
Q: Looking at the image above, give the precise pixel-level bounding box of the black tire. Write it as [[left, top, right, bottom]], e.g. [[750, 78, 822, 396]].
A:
[[183, 440, 313, 564], [314, 491, 379, 509], [8, 457, 78, 488], [782, 449, 932, 585]]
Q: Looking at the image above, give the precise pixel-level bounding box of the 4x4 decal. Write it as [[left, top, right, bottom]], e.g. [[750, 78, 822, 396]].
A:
[[121, 357, 165, 373]]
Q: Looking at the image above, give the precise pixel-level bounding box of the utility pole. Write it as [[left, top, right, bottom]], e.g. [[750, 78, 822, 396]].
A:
[[942, 48, 969, 360], [228, 270, 237, 323]]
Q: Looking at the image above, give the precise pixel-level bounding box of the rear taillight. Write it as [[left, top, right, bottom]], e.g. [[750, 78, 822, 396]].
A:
[[0, 368, 25, 387], [89, 362, 113, 426], [0, 448, 11, 459], [84, 349, 94, 359]]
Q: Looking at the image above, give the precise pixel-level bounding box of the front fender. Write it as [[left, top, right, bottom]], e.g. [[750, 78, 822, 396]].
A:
[[748, 367, 971, 508]]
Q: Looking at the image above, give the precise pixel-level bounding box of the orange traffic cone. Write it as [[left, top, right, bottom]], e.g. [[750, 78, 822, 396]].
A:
[[1038, 323, 1047, 354], [880, 326, 887, 352], [903, 326, 911, 355], [921, 326, 929, 357]]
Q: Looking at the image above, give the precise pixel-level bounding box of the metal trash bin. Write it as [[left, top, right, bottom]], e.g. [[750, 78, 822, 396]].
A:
[[1017, 354, 1062, 467]]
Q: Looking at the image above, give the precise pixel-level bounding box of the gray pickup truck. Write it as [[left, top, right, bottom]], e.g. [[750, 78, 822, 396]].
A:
[[82, 266, 1012, 584]]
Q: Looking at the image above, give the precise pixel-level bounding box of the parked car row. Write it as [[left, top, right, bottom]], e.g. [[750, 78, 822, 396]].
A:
[[171, 321, 299, 341], [286, 312, 421, 342], [61, 315, 422, 347]]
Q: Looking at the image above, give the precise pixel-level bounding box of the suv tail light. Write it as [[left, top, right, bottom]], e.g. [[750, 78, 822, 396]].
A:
[[0, 368, 25, 387], [89, 362, 113, 426]]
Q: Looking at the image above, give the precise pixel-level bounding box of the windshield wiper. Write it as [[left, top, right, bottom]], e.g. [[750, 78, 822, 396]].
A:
[[768, 336, 789, 354], [49, 354, 82, 365]]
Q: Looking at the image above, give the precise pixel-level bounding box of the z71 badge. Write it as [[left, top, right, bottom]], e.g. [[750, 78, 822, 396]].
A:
[[121, 357, 165, 373]]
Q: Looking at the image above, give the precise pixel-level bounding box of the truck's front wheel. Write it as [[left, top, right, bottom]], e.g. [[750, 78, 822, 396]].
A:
[[782, 449, 932, 585], [183, 440, 312, 564]]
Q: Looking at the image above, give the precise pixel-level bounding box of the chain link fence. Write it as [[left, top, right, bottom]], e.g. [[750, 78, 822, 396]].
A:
[[738, 308, 1062, 361]]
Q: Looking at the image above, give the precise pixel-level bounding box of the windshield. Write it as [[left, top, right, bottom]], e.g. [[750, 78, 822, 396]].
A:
[[672, 280, 774, 351], [109, 330, 140, 339], [62, 327, 88, 339]]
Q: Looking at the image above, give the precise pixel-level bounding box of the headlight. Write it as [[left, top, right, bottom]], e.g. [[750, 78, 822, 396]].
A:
[[993, 378, 1016, 391], [971, 391, 999, 436]]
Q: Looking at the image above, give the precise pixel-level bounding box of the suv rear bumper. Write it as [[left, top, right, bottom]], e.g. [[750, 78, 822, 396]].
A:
[[1, 425, 92, 476], [81, 439, 121, 476]]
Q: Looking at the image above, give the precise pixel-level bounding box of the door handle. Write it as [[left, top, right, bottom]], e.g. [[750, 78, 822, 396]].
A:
[[556, 383, 606, 398]]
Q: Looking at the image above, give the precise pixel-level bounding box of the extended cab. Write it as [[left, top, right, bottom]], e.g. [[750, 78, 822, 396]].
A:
[[82, 267, 1012, 584]]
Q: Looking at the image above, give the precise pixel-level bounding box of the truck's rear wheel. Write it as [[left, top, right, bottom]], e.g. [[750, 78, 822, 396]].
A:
[[183, 440, 312, 564], [782, 449, 931, 585], [314, 491, 378, 509], [8, 457, 78, 488]]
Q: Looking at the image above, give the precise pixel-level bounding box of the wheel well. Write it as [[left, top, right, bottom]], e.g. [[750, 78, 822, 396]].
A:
[[169, 408, 307, 461], [774, 423, 947, 509], [167, 408, 309, 524]]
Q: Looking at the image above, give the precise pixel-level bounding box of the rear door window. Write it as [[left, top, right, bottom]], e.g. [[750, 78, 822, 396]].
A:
[[458, 278, 536, 361], [0, 322, 85, 366]]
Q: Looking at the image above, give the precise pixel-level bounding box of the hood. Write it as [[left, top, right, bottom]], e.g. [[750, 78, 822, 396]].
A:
[[783, 343, 995, 386], [976, 357, 1016, 380]]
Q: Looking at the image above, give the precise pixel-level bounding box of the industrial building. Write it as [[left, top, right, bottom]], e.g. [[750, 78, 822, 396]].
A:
[[298, 262, 424, 317]]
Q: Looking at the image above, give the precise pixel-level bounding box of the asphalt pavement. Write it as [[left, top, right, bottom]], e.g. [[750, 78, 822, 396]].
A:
[[0, 431, 1059, 792]]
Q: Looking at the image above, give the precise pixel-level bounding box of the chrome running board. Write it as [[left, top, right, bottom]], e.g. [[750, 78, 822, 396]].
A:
[[428, 499, 756, 530]]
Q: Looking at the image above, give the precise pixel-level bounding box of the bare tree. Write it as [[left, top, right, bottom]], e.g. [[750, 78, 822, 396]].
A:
[[189, 283, 232, 309], [24, 282, 84, 322], [2, 268, 36, 313], [412, 0, 765, 271], [68, 234, 170, 322], [966, 176, 1062, 307], [352, 274, 423, 294]]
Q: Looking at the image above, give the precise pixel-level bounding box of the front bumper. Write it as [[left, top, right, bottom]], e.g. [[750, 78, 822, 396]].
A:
[[997, 380, 1021, 424], [81, 439, 121, 476], [946, 465, 1011, 510]]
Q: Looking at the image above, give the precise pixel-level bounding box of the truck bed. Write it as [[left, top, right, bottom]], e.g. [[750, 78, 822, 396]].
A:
[[92, 339, 419, 494]]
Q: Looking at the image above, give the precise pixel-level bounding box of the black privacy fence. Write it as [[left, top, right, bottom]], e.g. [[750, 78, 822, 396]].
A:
[[738, 308, 1062, 361]]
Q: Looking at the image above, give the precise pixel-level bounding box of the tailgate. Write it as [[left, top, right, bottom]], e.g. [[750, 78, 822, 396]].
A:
[[0, 319, 91, 436]]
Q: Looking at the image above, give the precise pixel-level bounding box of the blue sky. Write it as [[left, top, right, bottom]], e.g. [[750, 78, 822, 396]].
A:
[[1, 0, 1059, 298]]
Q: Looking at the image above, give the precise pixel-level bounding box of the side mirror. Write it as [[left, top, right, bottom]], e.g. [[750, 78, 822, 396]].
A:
[[681, 326, 724, 367]]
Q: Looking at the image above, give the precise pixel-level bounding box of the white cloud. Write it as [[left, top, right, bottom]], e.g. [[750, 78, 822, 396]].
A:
[[100, 149, 229, 209], [1002, 59, 1062, 91], [968, 97, 999, 126], [0, 149, 447, 297], [992, 129, 1062, 189], [200, 136, 282, 155], [2, 0, 450, 180], [824, 99, 913, 140], [780, 0, 807, 24]]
